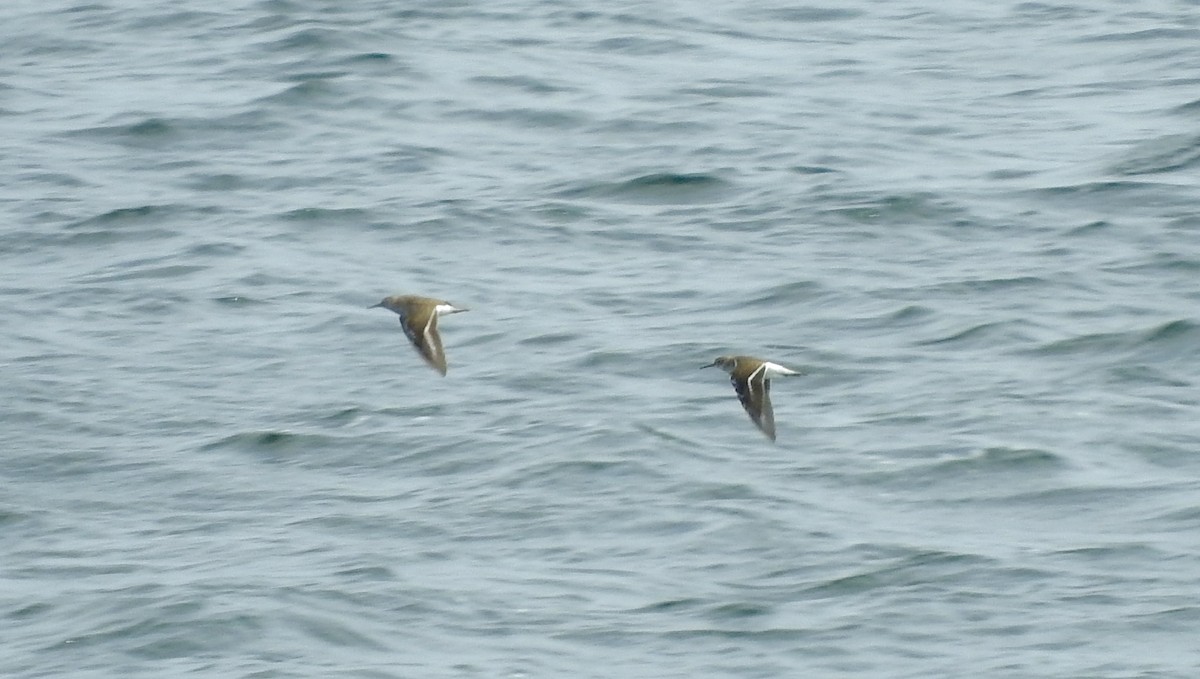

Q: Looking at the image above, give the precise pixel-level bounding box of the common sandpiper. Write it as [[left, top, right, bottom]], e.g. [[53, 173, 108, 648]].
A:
[[702, 355, 800, 442], [370, 295, 468, 376]]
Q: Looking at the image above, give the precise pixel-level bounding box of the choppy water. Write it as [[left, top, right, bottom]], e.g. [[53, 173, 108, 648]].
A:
[[3, 1, 1200, 677]]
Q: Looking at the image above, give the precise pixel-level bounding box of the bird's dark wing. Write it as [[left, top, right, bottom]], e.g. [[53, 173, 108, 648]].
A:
[[732, 364, 776, 441], [400, 308, 447, 375]]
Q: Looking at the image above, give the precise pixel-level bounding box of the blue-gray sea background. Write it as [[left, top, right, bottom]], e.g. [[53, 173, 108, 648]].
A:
[[3, 1, 1200, 677]]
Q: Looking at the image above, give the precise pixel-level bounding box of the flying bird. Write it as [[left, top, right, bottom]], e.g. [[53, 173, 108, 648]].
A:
[[703, 355, 800, 441], [370, 295, 467, 375]]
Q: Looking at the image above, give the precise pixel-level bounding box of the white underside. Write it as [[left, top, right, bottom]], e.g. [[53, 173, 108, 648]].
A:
[[434, 304, 463, 315], [761, 362, 799, 377]]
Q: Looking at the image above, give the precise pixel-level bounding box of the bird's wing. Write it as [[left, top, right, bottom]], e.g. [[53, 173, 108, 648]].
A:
[[733, 365, 775, 441], [400, 308, 447, 375]]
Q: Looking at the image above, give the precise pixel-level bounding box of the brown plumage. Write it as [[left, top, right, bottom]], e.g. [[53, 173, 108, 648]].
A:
[[703, 355, 800, 442], [370, 295, 467, 375]]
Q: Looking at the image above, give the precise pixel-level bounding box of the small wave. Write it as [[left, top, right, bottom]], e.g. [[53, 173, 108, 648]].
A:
[[517, 331, 584, 347], [341, 51, 393, 64], [763, 7, 864, 22], [680, 481, 765, 502], [1138, 319, 1200, 363], [200, 430, 338, 459], [0, 507, 28, 528], [1108, 133, 1200, 176], [922, 275, 1048, 295], [333, 565, 396, 581], [261, 26, 349, 53], [255, 78, 346, 106], [46, 204, 200, 249], [1030, 180, 1139, 196], [679, 82, 773, 98], [1144, 318, 1198, 343], [1076, 27, 1200, 43], [627, 598, 704, 614], [824, 303, 935, 334], [1110, 364, 1191, 388], [748, 280, 823, 306], [500, 458, 659, 491], [316, 406, 369, 427], [186, 173, 246, 191], [1034, 319, 1198, 359], [849, 447, 1066, 491], [212, 295, 265, 306], [1023, 181, 1189, 213], [818, 191, 970, 225], [118, 118, 173, 137], [1051, 543, 1165, 561], [1173, 97, 1200, 115], [470, 74, 572, 94], [66, 111, 279, 150], [203, 430, 302, 448], [449, 106, 585, 129], [705, 601, 773, 620], [657, 627, 810, 642], [1011, 3, 1097, 21], [1064, 220, 1111, 236], [916, 320, 1032, 348], [278, 206, 373, 224], [68, 204, 176, 228], [555, 172, 736, 205], [80, 264, 206, 284], [1000, 484, 1173, 509], [888, 304, 934, 324], [932, 446, 1064, 473], [65, 117, 179, 148], [1148, 505, 1200, 525], [803, 550, 990, 596], [790, 164, 841, 175], [591, 35, 700, 56]]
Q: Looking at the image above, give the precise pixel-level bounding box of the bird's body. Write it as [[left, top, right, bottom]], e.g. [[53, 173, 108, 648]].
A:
[[703, 355, 799, 442], [370, 295, 467, 375]]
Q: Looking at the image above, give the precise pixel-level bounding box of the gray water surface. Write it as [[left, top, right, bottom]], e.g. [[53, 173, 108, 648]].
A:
[[3, 1, 1200, 677]]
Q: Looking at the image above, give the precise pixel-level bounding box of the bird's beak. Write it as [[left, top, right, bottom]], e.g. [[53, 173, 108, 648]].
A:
[[700, 361, 717, 369], [368, 302, 383, 309]]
